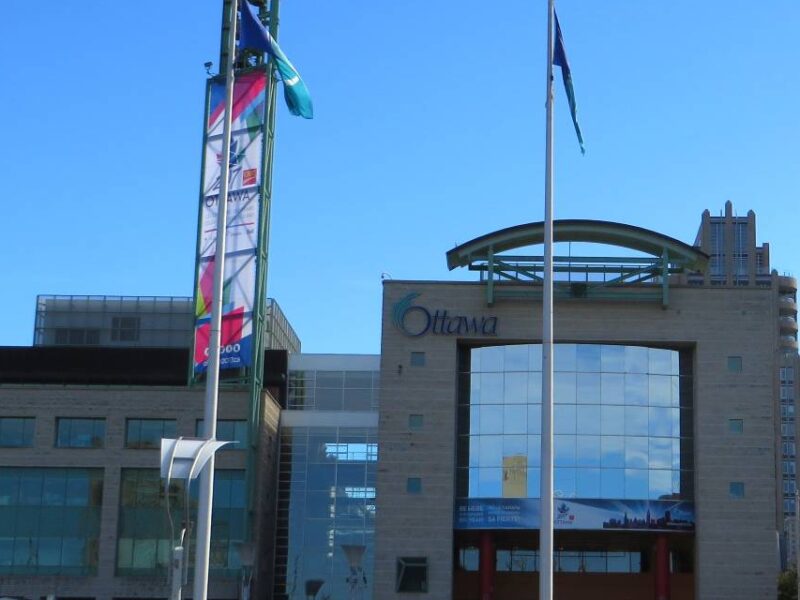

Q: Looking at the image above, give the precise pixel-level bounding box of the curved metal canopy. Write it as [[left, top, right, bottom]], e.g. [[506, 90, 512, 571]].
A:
[[446, 219, 708, 271]]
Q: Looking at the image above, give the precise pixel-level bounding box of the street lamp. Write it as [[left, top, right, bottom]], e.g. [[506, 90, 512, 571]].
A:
[[304, 579, 324, 600], [341, 544, 367, 600], [235, 541, 256, 600], [160, 437, 232, 600]]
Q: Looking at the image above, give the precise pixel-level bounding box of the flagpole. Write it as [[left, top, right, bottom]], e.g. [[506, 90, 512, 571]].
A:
[[193, 1, 239, 598], [539, 0, 555, 598]]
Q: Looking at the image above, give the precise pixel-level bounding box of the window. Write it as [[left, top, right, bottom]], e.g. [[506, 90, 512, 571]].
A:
[[783, 423, 795, 438], [410, 352, 426, 367], [0, 468, 102, 575], [54, 327, 100, 346], [111, 316, 140, 342], [458, 547, 479, 571], [196, 419, 248, 449], [784, 480, 797, 495], [126, 419, 177, 449], [56, 418, 105, 448], [728, 419, 743, 434], [0, 417, 35, 447], [729, 482, 745, 498], [785, 498, 796, 515], [784, 461, 797, 476], [727, 356, 743, 372], [409, 414, 424, 431], [406, 477, 422, 494], [396, 557, 428, 592], [497, 548, 538, 572]]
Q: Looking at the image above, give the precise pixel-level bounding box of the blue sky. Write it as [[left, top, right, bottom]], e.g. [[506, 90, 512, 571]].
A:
[[1, 1, 798, 353]]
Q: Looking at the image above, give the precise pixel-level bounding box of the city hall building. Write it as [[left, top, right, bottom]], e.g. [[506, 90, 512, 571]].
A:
[[374, 215, 797, 600], [0, 205, 798, 600]]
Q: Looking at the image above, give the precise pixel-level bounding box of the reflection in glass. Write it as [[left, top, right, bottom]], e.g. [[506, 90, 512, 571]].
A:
[[554, 405, 576, 435], [463, 344, 689, 503]]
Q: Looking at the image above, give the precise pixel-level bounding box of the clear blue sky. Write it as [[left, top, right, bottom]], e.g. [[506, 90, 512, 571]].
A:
[[1, 1, 798, 353]]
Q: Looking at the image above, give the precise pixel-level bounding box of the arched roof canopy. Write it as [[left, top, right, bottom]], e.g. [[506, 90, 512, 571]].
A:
[[446, 219, 708, 272]]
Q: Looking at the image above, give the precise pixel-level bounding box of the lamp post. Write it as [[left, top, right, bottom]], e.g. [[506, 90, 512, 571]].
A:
[[160, 437, 232, 600], [304, 579, 324, 600], [235, 541, 256, 600]]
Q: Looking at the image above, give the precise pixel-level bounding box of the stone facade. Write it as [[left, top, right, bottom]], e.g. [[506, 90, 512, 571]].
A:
[[375, 280, 778, 600]]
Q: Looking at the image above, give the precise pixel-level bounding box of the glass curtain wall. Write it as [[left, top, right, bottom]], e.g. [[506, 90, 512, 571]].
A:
[[287, 370, 379, 411], [0, 468, 102, 575], [457, 344, 692, 502], [117, 468, 246, 578], [274, 426, 377, 600]]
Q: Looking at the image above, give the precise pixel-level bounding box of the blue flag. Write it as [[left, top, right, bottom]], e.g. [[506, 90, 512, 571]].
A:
[[239, 0, 313, 119], [553, 13, 584, 154]]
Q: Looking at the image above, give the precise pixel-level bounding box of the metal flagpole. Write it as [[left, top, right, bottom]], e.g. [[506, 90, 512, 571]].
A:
[[193, 0, 239, 598], [539, 0, 556, 598]]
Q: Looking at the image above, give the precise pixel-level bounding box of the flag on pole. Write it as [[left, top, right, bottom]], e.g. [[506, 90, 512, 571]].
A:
[[553, 12, 584, 154], [239, 0, 314, 119]]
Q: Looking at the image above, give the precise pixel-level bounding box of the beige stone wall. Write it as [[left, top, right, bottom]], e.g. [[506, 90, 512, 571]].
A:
[[374, 281, 778, 600]]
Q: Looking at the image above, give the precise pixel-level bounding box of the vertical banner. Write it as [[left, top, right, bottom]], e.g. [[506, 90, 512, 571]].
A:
[[193, 71, 267, 374]]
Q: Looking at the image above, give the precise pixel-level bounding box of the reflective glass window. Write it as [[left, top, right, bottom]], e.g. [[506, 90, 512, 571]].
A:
[[0, 468, 101, 575], [196, 419, 248, 449], [126, 419, 176, 449], [274, 425, 377, 599], [0, 418, 35, 448], [460, 344, 690, 504], [56, 418, 105, 449]]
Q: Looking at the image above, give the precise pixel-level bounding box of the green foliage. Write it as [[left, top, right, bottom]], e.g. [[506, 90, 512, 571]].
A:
[[779, 569, 797, 600]]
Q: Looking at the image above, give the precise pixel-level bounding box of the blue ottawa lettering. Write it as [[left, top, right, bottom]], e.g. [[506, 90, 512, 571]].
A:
[[391, 293, 498, 337]]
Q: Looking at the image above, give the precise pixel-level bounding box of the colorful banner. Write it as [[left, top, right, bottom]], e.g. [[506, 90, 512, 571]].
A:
[[193, 71, 267, 374], [454, 498, 695, 532]]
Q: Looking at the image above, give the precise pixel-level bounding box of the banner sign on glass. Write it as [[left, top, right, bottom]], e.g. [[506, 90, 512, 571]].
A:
[[454, 498, 695, 532], [193, 71, 266, 374]]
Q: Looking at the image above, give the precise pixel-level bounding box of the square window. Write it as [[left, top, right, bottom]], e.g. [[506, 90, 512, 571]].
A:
[[111, 316, 140, 342], [728, 419, 744, 434], [729, 481, 745, 498], [727, 356, 743, 373], [409, 414, 424, 431], [406, 477, 422, 494], [410, 352, 426, 367], [396, 556, 428, 592]]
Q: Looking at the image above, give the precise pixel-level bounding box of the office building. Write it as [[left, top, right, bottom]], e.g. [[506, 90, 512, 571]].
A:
[[374, 214, 795, 600], [0, 205, 797, 600]]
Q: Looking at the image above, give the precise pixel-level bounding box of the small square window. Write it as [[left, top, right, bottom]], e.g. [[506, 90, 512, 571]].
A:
[[728, 419, 744, 434], [409, 414, 424, 431], [410, 352, 426, 367], [396, 556, 428, 592], [407, 477, 422, 494], [727, 356, 743, 373], [729, 481, 745, 498], [111, 316, 140, 342]]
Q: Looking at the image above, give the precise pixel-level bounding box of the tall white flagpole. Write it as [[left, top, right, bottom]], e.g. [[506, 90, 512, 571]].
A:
[[193, 1, 239, 598], [539, 0, 556, 598]]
